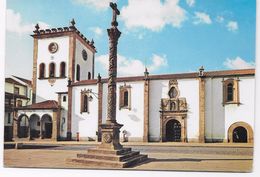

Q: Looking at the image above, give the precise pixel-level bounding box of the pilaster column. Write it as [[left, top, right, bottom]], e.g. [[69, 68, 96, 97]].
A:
[[67, 84, 72, 140], [52, 111, 58, 141], [143, 69, 150, 142], [199, 77, 206, 143], [12, 116, 18, 141], [32, 38, 38, 103], [97, 74, 103, 142]]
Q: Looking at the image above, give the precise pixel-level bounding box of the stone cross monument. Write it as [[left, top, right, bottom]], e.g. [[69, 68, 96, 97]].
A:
[[70, 3, 148, 167], [99, 2, 123, 150]]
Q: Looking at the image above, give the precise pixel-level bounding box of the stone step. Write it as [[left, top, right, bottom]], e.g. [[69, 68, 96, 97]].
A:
[[69, 154, 148, 168], [76, 151, 140, 161], [122, 154, 148, 168], [88, 147, 132, 155]]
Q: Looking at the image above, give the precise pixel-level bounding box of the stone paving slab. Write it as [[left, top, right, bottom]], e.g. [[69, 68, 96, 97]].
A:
[[4, 141, 254, 148], [3, 147, 253, 172]]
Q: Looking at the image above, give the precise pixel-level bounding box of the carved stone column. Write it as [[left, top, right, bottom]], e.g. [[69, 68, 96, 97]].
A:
[[69, 3, 148, 167], [99, 19, 122, 150], [106, 26, 121, 124]]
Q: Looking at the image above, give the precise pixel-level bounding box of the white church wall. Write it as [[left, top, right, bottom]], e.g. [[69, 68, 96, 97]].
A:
[[100, 81, 145, 141], [102, 83, 108, 123], [205, 78, 225, 142], [149, 80, 168, 141], [74, 39, 94, 81], [36, 36, 70, 102], [178, 79, 199, 142], [224, 77, 255, 139], [116, 81, 145, 141], [71, 84, 99, 140], [149, 79, 199, 142]]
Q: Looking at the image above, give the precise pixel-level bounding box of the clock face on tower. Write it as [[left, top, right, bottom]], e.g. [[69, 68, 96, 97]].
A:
[[82, 49, 88, 61], [48, 42, 58, 53]]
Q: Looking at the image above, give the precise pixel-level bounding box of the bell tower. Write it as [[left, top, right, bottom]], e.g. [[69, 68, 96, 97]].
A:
[[31, 19, 96, 103]]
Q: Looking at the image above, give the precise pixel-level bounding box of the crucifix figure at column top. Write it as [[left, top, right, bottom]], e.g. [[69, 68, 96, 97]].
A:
[[110, 2, 120, 27]]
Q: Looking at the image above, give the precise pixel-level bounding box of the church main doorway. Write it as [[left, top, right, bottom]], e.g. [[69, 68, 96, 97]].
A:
[[233, 126, 247, 143], [166, 119, 181, 142]]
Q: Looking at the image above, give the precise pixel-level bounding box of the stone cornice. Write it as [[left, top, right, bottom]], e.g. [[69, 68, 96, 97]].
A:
[[31, 26, 96, 53]]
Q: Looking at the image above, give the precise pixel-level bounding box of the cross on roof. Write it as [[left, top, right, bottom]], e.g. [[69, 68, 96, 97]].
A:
[[110, 2, 120, 27]]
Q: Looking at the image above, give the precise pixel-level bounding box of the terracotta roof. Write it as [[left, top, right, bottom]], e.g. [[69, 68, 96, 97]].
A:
[[72, 69, 255, 86], [12, 75, 32, 86], [204, 69, 255, 77], [16, 100, 59, 110], [5, 78, 26, 87]]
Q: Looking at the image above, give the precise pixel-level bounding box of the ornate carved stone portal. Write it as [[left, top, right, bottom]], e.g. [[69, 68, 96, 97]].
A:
[[160, 80, 188, 142], [69, 2, 147, 168]]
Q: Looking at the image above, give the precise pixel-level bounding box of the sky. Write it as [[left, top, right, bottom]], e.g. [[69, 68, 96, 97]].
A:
[[5, 0, 256, 80]]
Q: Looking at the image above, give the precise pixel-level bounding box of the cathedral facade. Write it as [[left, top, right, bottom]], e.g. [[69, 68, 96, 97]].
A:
[[14, 21, 255, 143]]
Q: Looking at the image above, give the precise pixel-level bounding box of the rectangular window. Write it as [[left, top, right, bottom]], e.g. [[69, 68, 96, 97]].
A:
[[7, 113, 11, 124], [80, 92, 89, 113], [63, 96, 67, 102], [17, 100, 23, 107], [119, 85, 131, 110], [14, 87, 19, 95], [223, 79, 240, 105]]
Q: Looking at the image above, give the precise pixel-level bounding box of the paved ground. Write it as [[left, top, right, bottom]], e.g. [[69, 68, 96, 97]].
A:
[[3, 143, 253, 172]]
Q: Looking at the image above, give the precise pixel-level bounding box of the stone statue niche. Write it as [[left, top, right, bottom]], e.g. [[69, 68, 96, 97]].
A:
[[161, 80, 187, 112]]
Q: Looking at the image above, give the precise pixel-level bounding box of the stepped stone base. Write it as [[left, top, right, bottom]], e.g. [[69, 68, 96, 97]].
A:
[[69, 147, 148, 168]]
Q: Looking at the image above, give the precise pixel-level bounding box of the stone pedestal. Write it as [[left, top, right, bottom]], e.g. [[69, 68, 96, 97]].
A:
[[69, 123, 148, 168], [98, 123, 123, 150]]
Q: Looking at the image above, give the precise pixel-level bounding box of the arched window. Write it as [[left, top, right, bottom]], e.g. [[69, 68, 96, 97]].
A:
[[63, 96, 66, 102], [123, 91, 128, 107], [76, 64, 80, 81], [227, 83, 234, 101], [49, 63, 55, 77], [170, 101, 176, 111], [88, 72, 91, 80], [39, 63, 45, 78], [83, 95, 89, 112], [119, 85, 131, 110], [80, 93, 89, 113], [60, 62, 66, 77]]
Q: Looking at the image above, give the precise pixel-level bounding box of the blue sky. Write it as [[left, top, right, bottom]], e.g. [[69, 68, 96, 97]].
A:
[[5, 0, 256, 79]]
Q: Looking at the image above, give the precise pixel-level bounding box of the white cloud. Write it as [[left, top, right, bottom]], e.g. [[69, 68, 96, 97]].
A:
[[216, 16, 224, 23], [89, 27, 103, 36], [186, 0, 195, 7], [121, 0, 187, 31], [223, 57, 255, 69], [193, 12, 212, 25], [6, 9, 50, 35], [72, 0, 116, 10], [226, 21, 238, 32], [96, 53, 167, 76]]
